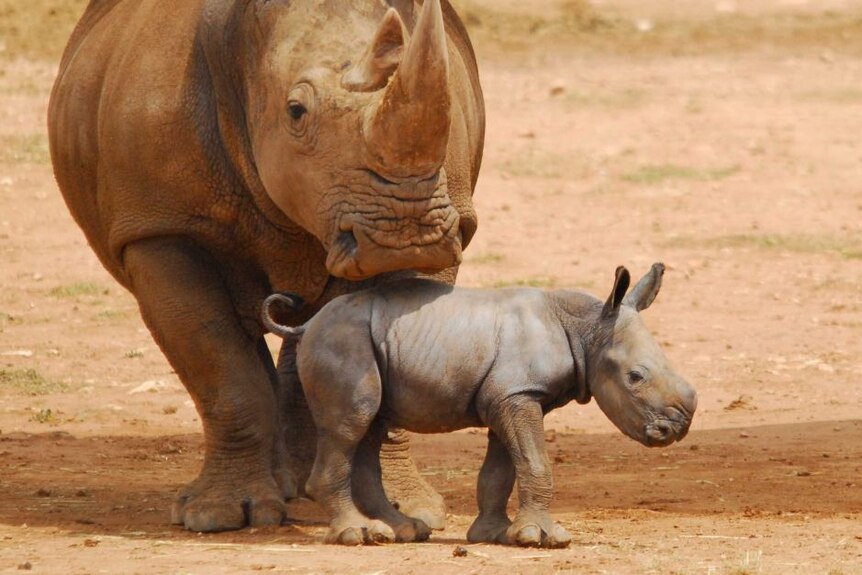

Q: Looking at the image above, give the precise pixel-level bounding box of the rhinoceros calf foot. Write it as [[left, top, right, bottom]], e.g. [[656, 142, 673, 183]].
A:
[[501, 515, 572, 549], [171, 475, 286, 533], [326, 516, 396, 546]]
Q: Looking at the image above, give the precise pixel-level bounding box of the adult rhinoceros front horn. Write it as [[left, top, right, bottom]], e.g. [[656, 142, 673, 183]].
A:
[[362, 0, 451, 181]]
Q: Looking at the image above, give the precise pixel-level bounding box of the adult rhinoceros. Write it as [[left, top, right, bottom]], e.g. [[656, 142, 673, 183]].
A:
[[48, 0, 484, 532]]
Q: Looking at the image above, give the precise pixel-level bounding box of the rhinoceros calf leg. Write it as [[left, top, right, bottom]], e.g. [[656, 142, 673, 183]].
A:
[[351, 421, 432, 542], [488, 398, 572, 548], [302, 356, 395, 545], [124, 237, 286, 532], [466, 431, 515, 543]]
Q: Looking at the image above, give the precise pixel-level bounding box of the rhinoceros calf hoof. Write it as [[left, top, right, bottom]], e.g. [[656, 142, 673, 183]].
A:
[[326, 520, 396, 545], [504, 520, 572, 549]]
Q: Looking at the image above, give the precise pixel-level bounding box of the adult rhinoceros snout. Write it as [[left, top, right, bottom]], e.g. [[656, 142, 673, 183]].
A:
[[324, 209, 462, 280]]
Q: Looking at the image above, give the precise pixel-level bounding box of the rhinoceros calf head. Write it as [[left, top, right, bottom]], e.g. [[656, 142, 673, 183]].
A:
[[242, 0, 472, 280], [589, 264, 698, 447]]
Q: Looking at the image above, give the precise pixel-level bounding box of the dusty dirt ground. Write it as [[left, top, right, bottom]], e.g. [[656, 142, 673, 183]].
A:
[[1, 0, 861, 573]]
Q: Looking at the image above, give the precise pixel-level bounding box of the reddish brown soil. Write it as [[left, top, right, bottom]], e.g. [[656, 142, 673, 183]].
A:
[[1, 1, 861, 573]]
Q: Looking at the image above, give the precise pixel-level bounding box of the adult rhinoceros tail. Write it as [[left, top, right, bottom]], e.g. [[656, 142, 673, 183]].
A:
[[261, 293, 306, 339]]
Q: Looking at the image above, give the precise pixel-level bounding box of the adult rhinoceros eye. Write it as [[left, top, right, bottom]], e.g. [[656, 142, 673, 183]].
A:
[[285, 83, 314, 138], [287, 101, 307, 120]]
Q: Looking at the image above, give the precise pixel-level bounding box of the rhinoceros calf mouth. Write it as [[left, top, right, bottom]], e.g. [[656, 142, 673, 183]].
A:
[[643, 416, 691, 447], [325, 199, 462, 280]]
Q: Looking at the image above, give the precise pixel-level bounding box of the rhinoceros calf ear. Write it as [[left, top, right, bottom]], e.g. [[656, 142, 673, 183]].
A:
[[623, 262, 665, 312], [342, 8, 406, 92], [602, 266, 631, 319]]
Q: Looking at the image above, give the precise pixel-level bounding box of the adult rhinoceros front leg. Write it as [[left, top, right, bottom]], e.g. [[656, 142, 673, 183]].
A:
[[124, 237, 287, 532]]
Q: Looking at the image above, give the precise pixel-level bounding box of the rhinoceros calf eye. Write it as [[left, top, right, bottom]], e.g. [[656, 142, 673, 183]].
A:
[[287, 102, 307, 120], [628, 371, 645, 385]]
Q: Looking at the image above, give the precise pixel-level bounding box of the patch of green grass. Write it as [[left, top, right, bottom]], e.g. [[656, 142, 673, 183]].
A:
[[0, 0, 88, 61], [798, 88, 862, 104], [95, 309, 127, 320], [563, 87, 646, 109], [30, 408, 56, 424], [0, 368, 66, 395], [622, 164, 740, 185], [124, 349, 144, 359], [489, 277, 557, 289], [0, 134, 50, 164], [667, 233, 862, 259], [455, 0, 862, 56], [49, 282, 106, 298], [500, 149, 565, 180], [468, 252, 506, 265]]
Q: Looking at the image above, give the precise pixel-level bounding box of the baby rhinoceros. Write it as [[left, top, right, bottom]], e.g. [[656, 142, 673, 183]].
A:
[[263, 263, 697, 548]]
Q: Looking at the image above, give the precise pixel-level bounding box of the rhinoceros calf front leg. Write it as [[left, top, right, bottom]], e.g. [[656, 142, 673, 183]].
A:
[[124, 237, 286, 532], [466, 431, 516, 543], [488, 397, 572, 548]]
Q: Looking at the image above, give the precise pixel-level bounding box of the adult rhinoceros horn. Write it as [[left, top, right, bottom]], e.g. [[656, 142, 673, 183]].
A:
[[341, 9, 407, 93], [362, 0, 451, 180]]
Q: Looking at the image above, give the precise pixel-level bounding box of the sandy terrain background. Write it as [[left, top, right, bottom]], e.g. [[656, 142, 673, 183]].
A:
[[0, 0, 860, 573]]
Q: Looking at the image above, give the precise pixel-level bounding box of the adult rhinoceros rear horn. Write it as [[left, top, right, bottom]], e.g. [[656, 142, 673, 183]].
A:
[[364, 0, 451, 180], [342, 9, 407, 93]]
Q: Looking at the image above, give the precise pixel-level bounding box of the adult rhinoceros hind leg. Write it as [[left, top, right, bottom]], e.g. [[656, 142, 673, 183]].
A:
[[379, 427, 447, 530], [124, 237, 286, 532]]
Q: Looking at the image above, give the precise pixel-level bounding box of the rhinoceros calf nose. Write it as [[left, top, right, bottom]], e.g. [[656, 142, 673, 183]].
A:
[[645, 421, 674, 447], [681, 382, 698, 415]]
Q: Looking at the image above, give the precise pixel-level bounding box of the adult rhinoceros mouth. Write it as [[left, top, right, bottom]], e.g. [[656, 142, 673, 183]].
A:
[[323, 174, 463, 280]]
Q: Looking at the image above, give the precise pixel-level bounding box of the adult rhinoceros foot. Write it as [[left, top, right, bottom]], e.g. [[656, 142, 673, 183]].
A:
[[171, 472, 286, 533], [379, 428, 447, 530]]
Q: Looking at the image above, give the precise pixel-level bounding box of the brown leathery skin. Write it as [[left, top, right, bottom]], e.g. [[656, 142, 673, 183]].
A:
[[48, 0, 483, 532]]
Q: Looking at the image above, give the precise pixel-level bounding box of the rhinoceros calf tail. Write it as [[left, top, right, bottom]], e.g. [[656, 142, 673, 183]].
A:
[[261, 293, 306, 340]]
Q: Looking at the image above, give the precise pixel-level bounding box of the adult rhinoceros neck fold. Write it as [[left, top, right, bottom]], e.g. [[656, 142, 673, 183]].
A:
[[364, 0, 451, 180]]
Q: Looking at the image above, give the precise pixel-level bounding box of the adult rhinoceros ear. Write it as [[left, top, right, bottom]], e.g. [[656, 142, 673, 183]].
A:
[[623, 262, 665, 312], [602, 266, 631, 319], [342, 8, 406, 92]]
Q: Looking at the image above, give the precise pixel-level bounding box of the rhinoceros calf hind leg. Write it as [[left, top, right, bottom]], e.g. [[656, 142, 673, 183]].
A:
[[352, 422, 432, 542], [124, 237, 286, 532], [300, 341, 394, 545]]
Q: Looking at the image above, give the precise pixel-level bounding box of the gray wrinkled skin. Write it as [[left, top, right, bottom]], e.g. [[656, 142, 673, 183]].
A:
[[264, 264, 698, 547]]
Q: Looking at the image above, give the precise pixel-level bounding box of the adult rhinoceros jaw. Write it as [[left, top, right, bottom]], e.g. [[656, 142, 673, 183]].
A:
[[324, 172, 462, 280], [363, 0, 451, 181]]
